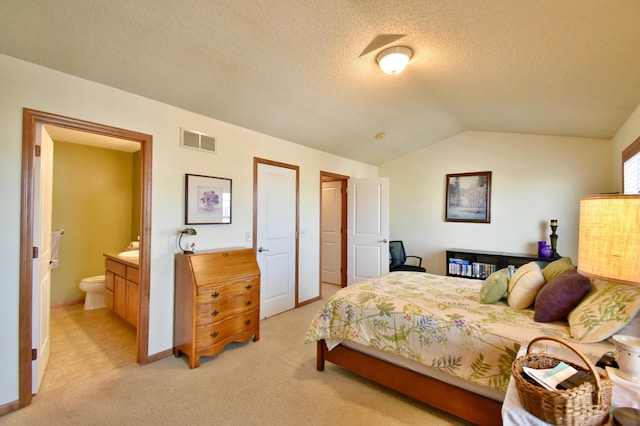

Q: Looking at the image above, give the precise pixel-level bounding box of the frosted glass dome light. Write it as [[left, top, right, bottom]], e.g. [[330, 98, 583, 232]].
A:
[[376, 46, 413, 75]]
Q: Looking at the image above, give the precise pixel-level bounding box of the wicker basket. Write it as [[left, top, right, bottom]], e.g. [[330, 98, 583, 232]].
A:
[[512, 335, 613, 426]]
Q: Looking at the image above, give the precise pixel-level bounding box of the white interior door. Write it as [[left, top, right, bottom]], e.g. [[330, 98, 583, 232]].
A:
[[256, 163, 297, 318], [32, 124, 54, 393], [321, 181, 342, 284], [347, 177, 389, 285]]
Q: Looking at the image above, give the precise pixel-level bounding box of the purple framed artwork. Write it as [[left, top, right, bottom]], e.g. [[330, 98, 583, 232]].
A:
[[185, 173, 232, 224]]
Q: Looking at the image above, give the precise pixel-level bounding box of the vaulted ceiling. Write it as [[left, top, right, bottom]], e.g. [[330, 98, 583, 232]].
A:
[[2, 1, 640, 165]]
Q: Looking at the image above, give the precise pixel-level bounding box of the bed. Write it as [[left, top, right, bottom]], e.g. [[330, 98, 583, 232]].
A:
[[305, 271, 622, 425]]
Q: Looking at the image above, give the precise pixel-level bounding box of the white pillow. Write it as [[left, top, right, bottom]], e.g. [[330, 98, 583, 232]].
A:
[[507, 261, 546, 310]]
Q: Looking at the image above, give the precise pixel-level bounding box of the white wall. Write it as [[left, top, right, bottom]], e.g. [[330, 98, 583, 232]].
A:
[[0, 54, 377, 406], [611, 103, 640, 189], [379, 131, 614, 275]]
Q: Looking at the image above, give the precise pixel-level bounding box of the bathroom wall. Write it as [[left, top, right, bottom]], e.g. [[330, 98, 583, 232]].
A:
[[131, 150, 141, 240], [51, 141, 136, 305]]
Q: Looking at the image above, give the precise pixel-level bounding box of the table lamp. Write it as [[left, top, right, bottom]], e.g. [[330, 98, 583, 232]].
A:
[[577, 195, 640, 423], [178, 227, 197, 254]]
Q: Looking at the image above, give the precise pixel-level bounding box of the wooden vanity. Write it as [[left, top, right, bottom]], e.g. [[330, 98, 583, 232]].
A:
[[104, 253, 139, 328], [174, 248, 260, 368]]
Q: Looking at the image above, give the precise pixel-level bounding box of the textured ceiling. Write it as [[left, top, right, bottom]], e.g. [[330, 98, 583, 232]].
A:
[[2, 1, 640, 165]]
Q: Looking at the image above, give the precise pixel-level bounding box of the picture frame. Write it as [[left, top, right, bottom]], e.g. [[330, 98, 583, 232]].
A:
[[445, 171, 491, 223], [185, 173, 232, 224]]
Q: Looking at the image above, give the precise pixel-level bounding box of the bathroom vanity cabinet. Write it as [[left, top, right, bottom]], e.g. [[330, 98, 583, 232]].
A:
[[174, 248, 260, 369], [104, 255, 139, 328]]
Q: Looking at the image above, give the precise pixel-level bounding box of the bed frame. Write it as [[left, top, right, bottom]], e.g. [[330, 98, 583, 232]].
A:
[[316, 340, 503, 426]]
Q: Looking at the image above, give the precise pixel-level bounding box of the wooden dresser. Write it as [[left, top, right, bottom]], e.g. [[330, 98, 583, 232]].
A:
[[174, 248, 260, 368]]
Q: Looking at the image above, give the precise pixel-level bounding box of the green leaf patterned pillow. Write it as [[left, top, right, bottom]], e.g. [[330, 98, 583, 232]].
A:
[[568, 278, 640, 342], [479, 268, 509, 304]]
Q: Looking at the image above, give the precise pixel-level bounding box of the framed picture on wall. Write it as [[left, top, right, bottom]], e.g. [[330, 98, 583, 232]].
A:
[[185, 173, 232, 224], [445, 171, 491, 223]]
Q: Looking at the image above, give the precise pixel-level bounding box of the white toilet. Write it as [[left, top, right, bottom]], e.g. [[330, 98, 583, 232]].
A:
[[79, 275, 106, 310]]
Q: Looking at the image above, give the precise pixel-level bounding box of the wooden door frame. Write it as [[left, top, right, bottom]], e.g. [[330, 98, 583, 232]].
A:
[[253, 157, 300, 306], [17, 109, 153, 409], [320, 172, 349, 289]]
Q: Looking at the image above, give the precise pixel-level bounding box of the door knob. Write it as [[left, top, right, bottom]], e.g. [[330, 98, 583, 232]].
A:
[[379, 239, 388, 243], [258, 247, 270, 252]]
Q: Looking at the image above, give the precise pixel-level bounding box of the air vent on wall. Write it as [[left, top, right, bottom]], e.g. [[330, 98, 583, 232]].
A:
[[181, 128, 216, 154]]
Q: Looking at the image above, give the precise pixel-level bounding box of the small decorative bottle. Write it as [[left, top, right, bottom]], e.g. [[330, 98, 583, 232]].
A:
[[540, 244, 553, 258], [538, 241, 547, 257]]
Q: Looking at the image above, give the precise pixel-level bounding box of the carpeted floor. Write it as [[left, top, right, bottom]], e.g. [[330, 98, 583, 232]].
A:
[[1, 284, 471, 426]]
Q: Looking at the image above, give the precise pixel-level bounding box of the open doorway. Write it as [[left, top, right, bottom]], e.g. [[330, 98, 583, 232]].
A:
[[38, 124, 140, 393], [320, 171, 348, 294], [18, 109, 152, 409]]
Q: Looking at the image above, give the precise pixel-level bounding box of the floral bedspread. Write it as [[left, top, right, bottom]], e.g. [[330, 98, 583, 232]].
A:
[[305, 272, 575, 394]]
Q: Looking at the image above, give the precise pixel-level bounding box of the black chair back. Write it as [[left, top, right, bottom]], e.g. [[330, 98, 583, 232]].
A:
[[389, 241, 406, 268]]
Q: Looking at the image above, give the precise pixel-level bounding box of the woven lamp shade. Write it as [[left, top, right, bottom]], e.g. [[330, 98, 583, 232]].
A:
[[577, 194, 640, 285]]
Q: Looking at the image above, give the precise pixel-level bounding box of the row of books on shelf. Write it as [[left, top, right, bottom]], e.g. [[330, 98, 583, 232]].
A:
[[448, 258, 497, 278]]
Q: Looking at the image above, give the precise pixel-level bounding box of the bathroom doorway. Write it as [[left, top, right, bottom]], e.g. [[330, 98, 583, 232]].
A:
[[19, 109, 152, 408], [39, 125, 140, 393]]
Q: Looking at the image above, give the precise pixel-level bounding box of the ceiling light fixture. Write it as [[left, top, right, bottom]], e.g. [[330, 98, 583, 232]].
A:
[[376, 46, 413, 75]]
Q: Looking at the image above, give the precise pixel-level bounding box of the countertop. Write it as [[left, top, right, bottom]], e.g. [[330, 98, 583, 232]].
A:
[[103, 252, 139, 267]]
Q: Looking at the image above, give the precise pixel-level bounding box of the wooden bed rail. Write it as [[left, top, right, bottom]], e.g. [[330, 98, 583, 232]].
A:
[[316, 340, 503, 426]]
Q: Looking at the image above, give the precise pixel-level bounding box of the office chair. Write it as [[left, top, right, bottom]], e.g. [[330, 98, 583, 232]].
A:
[[389, 240, 426, 272]]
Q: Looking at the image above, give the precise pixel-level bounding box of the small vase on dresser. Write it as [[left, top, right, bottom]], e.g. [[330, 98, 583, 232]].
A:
[[174, 247, 260, 368]]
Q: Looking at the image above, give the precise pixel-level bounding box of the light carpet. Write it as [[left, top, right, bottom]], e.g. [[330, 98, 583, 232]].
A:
[[0, 298, 471, 425]]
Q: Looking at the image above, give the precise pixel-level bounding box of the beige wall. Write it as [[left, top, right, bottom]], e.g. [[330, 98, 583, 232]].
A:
[[0, 53, 377, 405], [1, 50, 638, 408], [51, 141, 136, 305], [379, 131, 614, 275]]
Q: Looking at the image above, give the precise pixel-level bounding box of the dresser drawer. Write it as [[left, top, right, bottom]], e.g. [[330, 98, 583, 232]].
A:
[[195, 294, 259, 326], [195, 310, 259, 348], [196, 277, 259, 304]]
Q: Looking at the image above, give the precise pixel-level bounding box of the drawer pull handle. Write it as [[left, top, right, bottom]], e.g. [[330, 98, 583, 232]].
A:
[[245, 301, 252, 306], [211, 292, 220, 298], [210, 331, 219, 338], [245, 319, 251, 325], [211, 310, 219, 317], [245, 284, 252, 290]]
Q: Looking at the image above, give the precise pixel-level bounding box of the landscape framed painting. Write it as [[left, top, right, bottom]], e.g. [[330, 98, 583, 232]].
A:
[[185, 173, 232, 224], [445, 171, 492, 223]]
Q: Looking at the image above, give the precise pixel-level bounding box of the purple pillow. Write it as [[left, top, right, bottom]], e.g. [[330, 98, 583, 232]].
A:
[[534, 271, 591, 323]]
